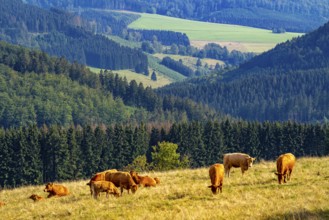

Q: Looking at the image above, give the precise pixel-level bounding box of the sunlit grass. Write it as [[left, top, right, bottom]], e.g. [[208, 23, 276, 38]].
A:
[[1, 157, 328, 219], [126, 12, 303, 53], [153, 53, 224, 70], [88, 66, 173, 88]]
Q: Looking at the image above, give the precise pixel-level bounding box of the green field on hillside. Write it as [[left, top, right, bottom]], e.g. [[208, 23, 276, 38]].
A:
[[89, 67, 174, 88], [1, 157, 328, 219], [127, 12, 303, 53], [153, 53, 224, 70]]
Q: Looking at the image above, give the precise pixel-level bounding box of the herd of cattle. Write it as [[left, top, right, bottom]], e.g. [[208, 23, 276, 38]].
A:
[[208, 152, 296, 194], [0, 152, 296, 205]]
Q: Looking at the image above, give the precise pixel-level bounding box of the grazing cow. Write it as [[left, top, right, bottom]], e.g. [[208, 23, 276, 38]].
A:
[[208, 163, 224, 194], [130, 171, 157, 187], [90, 181, 120, 199], [44, 183, 70, 198], [275, 153, 296, 184], [29, 194, 44, 201], [106, 171, 138, 196], [0, 201, 5, 207], [87, 169, 118, 196], [223, 153, 256, 177]]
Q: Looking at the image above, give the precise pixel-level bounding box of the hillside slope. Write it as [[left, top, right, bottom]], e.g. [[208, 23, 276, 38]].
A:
[[157, 21, 329, 122], [0, 0, 148, 73], [23, 0, 329, 32], [0, 40, 219, 127], [0, 157, 328, 219]]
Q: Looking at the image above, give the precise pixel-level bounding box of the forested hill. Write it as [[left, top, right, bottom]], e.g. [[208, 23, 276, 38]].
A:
[[0, 0, 148, 73], [157, 21, 329, 122], [0, 41, 219, 128], [24, 0, 329, 32], [238, 22, 329, 73]]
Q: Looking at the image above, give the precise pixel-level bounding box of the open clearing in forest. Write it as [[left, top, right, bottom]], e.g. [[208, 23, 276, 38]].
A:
[[127, 12, 303, 53], [89, 67, 173, 88]]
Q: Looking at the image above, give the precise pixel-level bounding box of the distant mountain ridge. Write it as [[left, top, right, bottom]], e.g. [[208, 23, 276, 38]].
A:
[[157, 21, 329, 122], [23, 0, 329, 32]]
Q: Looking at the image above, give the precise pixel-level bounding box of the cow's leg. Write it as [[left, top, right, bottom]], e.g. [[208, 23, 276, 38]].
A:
[[120, 186, 124, 196], [93, 191, 98, 200], [288, 170, 292, 180], [225, 166, 230, 177], [283, 172, 287, 183], [241, 168, 245, 175]]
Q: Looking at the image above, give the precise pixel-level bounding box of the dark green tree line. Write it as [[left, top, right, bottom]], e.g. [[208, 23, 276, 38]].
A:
[[0, 120, 328, 188]]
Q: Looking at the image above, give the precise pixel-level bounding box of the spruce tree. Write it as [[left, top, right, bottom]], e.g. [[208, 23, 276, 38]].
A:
[[67, 127, 81, 179], [151, 70, 157, 81], [80, 125, 96, 178]]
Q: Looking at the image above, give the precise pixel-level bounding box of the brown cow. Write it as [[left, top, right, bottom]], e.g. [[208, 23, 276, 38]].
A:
[[90, 180, 120, 199], [208, 163, 224, 194], [87, 169, 118, 196], [44, 183, 70, 198], [29, 194, 44, 202], [223, 153, 256, 177], [106, 171, 138, 196], [130, 171, 157, 187], [275, 153, 296, 184]]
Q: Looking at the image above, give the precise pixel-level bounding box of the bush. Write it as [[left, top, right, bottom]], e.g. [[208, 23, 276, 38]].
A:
[[151, 141, 190, 171]]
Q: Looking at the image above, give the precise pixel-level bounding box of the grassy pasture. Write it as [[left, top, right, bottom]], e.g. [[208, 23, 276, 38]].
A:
[[88, 67, 173, 88], [127, 12, 303, 53], [1, 157, 328, 219], [153, 53, 224, 70]]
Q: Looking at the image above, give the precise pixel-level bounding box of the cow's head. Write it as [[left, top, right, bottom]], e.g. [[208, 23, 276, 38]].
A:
[[111, 188, 120, 198], [275, 172, 284, 184], [131, 184, 138, 194], [247, 157, 256, 167], [44, 182, 54, 192], [130, 171, 140, 184], [208, 184, 222, 195], [154, 177, 160, 184]]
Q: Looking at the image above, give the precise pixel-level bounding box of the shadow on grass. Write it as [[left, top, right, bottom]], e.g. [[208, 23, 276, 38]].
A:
[[263, 209, 329, 220]]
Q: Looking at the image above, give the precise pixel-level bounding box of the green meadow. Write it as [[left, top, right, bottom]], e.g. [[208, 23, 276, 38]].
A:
[[89, 67, 174, 88], [153, 53, 224, 70], [127, 12, 303, 53]]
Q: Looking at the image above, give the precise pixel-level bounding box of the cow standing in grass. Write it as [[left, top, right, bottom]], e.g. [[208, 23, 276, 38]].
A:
[[275, 153, 296, 184], [208, 163, 224, 194], [87, 169, 118, 196], [90, 180, 120, 199], [223, 153, 256, 177], [106, 171, 138, 196]]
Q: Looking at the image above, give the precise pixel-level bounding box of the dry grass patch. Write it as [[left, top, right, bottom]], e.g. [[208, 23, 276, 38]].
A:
[[0, 157, 328, 219]]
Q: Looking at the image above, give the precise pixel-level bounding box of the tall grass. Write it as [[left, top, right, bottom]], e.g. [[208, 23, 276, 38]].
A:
[[1, 157, 328, 219]]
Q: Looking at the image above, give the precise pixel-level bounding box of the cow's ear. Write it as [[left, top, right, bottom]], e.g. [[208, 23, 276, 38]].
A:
[[208, 185, 212, 188], [253, 157, 256, 161], [274, 172, 279, 176]]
